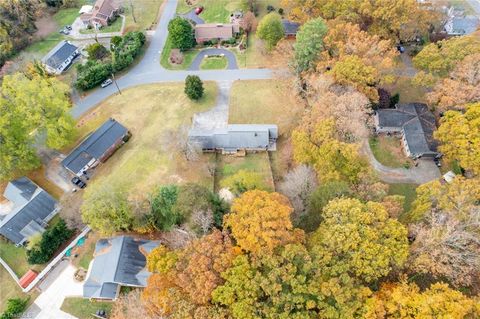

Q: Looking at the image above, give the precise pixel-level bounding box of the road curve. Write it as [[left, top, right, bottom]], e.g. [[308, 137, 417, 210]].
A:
[[188, 48, 238, 70]]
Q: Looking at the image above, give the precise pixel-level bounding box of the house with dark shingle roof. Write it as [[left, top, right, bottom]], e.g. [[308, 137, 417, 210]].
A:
[[189, 124, 278, 153], [282, 20, 300, 38], [80, 0, 122, 28], [0, 177, 58, 246], [195, 23, 240, 43], [374, 103, 440, 159], [42, 41, 79, 74], [62, 118, 129, 176], [83, 236, 160, 300]]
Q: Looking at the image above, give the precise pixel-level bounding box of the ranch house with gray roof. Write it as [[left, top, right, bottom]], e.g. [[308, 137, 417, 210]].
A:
[[42, 41, 79, 75]]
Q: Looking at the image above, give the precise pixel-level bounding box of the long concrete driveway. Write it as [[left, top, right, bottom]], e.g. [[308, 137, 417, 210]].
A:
[[71, 0, 273, 119]]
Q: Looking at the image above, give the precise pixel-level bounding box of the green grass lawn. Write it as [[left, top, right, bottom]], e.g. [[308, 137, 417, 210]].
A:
[[215, 153, 275, 192], [369, 136, 413, 168], [388, 183, 418, 218], [71, 232, 99, 270], [72, 83, 218, 200], [0, 266, 39, 313], [53, 7, 81, 26], [124, 0, 165, 31], [177, 0, 246, 23], [160, 36, 199, 70], [80, 16, 123, 34], [200, 56, 227, 70], [61, 297, 113, 319]]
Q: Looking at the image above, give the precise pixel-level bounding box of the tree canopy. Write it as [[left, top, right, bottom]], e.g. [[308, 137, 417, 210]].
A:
[[256, 12, 285, 50], [168, 17, 196, 51], [293, 17, 328, 73]]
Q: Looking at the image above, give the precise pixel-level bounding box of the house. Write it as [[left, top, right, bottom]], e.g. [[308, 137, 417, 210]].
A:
[[80, 0, 121, 28], [195, 23, 240, 43], [0, 177, 58, 246], [374, 103, 440, 159], [189, 124, 278, 153], [62, 118, 129, 176], [444, 7, 479, 35], [282, 20, 300, 38], [83, 236, 160, 300], [42, 41, 79, 74]]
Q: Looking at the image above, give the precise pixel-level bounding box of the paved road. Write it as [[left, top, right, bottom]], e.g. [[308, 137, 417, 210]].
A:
[[71, 0, 273, 119], [189, 48, 238, 70], [179, 8, 205, 24]]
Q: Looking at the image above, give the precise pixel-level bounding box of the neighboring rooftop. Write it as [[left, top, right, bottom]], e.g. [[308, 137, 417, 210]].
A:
[[450, 16, 479, 35], [81, 0, 119, 23], [282, 19, 300, 36], [62, 118, 128, 175], [0, 177, 57, 245], [83, 236, 160, 300], [42, 41, 78, 70], [195, 23, 240, 40]]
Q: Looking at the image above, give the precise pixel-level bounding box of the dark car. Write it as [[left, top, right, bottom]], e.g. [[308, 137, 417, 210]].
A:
[[65, 25, 72, 30], [71, 176, 86, 188]]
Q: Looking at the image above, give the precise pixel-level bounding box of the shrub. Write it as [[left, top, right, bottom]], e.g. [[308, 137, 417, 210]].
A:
[[278, 8, 284, 15], [184, 75, 204, 100], [75, 60, 112, 90], [267, 5, 275, 12], [86, 43, 109, 61], [149, 185, 180, 231], [1, 298, 28, 319], [220, 170, 267, 196], [390, 93, 400, 107], [168, 17, 196, 51], [26, 219, 74, 264]]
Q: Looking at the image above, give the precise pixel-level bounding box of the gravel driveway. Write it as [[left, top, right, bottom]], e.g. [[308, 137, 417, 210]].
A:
[[192, 80, 232, 131]]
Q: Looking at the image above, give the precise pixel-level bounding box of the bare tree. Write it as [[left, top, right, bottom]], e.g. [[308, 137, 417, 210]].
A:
[[191, 208, 214, 235], [111, 289, 155, 319], [159, 226, 196, 249], [161, 125, 202, 161], [240, 11, 258, 34], [278, 165, 318, 221]]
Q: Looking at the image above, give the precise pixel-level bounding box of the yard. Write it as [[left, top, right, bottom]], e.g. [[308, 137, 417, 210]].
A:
[[177, 0, 246, 23], [388, 183, 418, 220], [215, 153, 275, 192], [80, 16, 123, 34], [160, 36, 199, 70], [72, 83, 218, 200], [61, 297, 113, 319], [200, 56, 228, 70], [384, 76, 427, 104], [70, 232, 99, 270], [123, 0, 165, 32], [0, 267, 39, 313], [369, 136, 413, 168]]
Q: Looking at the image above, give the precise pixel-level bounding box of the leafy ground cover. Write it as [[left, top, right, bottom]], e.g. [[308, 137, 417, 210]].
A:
[[200, 56, 228, 70], [61, 297, 113, 319], [123, 0, 165, 32], [369, 136, 413, 168]]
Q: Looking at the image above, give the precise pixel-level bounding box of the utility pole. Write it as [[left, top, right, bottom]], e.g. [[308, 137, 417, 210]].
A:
[[111, 72, 121, 95], [130, 0, 137, 23]]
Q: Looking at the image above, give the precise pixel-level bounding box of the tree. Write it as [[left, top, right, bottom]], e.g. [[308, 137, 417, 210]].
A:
[[220, 169, 267, 196], [308, 198, 409, 282], [256, 12, 284, 50], [161, 125, 203, 161], [293, 17, 328, 73], [81, 183, 135, 234], [111, 290, 152, 319], [278, 165, 317, 221], [1, 298, 29, 319], [223, 190, 302, 255], [184, 75, 204, 100], [168, 17, 195, 51], [365, 280, 480, 318], [434, 103, 480, 175], [292, 118, 369, 184], [148, 185, 179, 231], [427, 53, 480, 111], [27, 219, 74, 264], [86, 43, 109, 60], [239, 11, 257, 34]]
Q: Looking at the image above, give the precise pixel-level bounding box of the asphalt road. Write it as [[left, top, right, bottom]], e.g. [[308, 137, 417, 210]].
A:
[[188, 48, 239, 70], [71, 0, 273, 119]]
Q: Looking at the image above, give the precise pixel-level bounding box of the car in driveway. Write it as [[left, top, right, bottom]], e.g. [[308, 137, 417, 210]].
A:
[[101, 79, 113, 88], [71, 176, 86, 188]]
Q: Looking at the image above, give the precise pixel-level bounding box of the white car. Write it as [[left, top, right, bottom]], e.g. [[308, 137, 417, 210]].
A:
[[101, 79, 113, 88]]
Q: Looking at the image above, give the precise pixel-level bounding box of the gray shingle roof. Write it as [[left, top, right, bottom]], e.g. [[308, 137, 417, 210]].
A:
[[0, 178, 57, 245], [62, 118, 128, 174], [42, 41, 78, 69], [376, 103, 438, 156], [83, 236, 160, 300], [452, 16, 479, 35], [282, 20, 300, 35]]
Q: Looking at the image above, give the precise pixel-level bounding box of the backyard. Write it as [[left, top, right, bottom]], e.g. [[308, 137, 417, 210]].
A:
[[0, 267, 39, 313], [123, 0, 165, 32], [61, 297, 113, 319], [369, 136, 413, 168], [388, 183, 418, 219]]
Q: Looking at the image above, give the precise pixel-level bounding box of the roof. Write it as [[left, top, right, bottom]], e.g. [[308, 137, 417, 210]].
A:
[[42, 41, 78, 70], [79, 5, 93, 14], [86, 0, 118, 21], [83, 236, 160, 299], [451, 16, 479, 35], [376, 103, 438, 155], [19, 270, 38, 288], [62, 118, 128, 174], [195, 23, 240, 40], [189, 124, 278, 150], [282, 20, 300, 35], [0, 178, 57, 245]]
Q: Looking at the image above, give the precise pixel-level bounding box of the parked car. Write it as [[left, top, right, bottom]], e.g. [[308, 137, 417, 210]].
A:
[[195, 6, 204, 15], [65, 25, 72, 30], [71, 176, 86, 188], [59, 28, 70, 35], [101, 79, 113, 88]]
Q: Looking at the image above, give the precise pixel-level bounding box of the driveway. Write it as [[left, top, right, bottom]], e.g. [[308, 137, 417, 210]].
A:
[[189, 48, 238, 70], [179, 9, 205, 24], [192, 80, 232, 131], [361, 140, 441, 184], [27, 260, 83, 319]]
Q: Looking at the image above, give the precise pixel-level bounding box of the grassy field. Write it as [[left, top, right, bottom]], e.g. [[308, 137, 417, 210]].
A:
[[72, 83, 218, 199], [123, 0, 165, 32], [80, 16, 123, 34], [160, 36, 199, 70], [369, 136, 413, 168], [61, 297, 113, 319], [200, 56, 228, 70], [177, 0, 246, 23], [215, 153, 275, 192], [388, 183, 418, 218]]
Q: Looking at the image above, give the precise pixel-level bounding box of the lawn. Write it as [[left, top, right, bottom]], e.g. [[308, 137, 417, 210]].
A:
[[72, 83, 218, 199], [369, 136, 413, 168], [71, 232, 99, 270], [200, 56, 227, 70], [0, 267, 39, 313], [177, 0, 246, 23], [80, 16, 123, 34], [384, 76, 428, 104], [61, 297, 113, 319], [388, 183, 418, 219], [215, 153, 275, 192], [123, 0, 165, 32], [160, 36, 199, 70]]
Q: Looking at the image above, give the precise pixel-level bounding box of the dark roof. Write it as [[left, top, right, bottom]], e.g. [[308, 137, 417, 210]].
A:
[[0, 178, 57, 245], [83, 236, 159, 299], [376, 103, 438, 155], [62, 118, 128, 174], [42, 41, 78, 69], [282, 20, 300, 35], [4, 177, 37, 204]]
